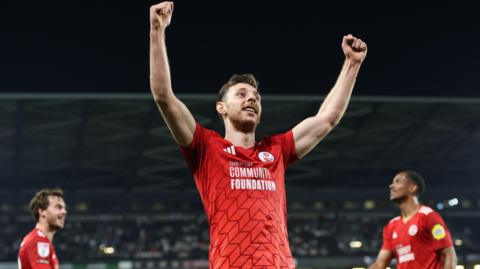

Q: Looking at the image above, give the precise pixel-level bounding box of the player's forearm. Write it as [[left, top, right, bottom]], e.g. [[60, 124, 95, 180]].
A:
[[442, 247, 457, 269], [150, 30, 174, 103], [442, 257, 456, 269], [149, 26, 196, 146], [367, 260, 389, 269], [317, 58, 361, 126]]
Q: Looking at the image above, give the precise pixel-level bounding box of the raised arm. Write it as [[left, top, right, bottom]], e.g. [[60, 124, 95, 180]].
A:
[[292, 34, 367, 158], [441, 246, 457, 269], [367, 249, 393, 269], [150, 2, 196, 146]]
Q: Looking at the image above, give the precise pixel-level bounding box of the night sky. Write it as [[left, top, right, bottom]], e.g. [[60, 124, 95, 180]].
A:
[[2, 1, 478, 97]]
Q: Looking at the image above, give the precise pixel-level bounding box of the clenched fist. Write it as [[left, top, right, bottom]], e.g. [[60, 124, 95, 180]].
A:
[[342, 34, 367, 64], [150, 1, 174, 31]]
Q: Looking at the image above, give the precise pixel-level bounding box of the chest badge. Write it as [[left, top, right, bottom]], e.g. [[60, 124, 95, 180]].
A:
[[37, 242, 50, 258], [392, 232, 398, 239], [408, 224, 418, 236], [258, 151, 274, 162]]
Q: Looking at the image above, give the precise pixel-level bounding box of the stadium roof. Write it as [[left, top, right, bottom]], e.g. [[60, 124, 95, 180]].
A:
[[1, 94, 479, 192]]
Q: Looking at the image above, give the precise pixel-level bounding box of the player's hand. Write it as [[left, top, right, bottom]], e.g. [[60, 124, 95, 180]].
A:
[[150, 1, 174, 31], [342, 34, 367, 64]]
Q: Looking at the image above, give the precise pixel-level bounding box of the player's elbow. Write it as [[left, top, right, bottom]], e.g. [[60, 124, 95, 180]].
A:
[[151, 87, 172, 104], [317, 112, 341, 134], [319, 108, 343, 126], [328, 116, 341, 129], [309, 120, 335, 142], [329, 110, 344, 126], [152, 92, 166, 104]]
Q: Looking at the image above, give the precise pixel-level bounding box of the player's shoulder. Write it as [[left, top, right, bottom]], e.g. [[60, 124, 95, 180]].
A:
[[387, 216, 401, 225], [21, 229, 49, 248], [196, 123, 212, 133], [417, 205, 445, 222], [417, 205, 446, 225], [418, 205, 435, 215], [196, 123, 221, 138], [261, 130, 291, 144]]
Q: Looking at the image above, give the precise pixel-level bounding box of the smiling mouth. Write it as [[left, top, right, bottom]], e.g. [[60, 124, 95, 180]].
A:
[[243, 107, 257, 114]]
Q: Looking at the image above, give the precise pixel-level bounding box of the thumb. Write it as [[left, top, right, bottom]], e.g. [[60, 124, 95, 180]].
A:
[[343, 34, 353, 41], [342, 34, 356, 47]]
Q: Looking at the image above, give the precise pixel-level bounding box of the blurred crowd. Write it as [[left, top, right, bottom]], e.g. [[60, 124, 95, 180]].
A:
[[1, 198, 478, 262]]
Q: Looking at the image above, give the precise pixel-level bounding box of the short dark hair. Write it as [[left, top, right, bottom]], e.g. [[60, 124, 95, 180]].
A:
[[401, 171, 426, 196], [217, 74, 259, 102], [29, 188, 65, 222]]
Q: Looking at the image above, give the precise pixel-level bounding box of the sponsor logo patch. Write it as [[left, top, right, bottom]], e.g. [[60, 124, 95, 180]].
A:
[[37, 242, 49, 258], [432, 224, 446, 240]]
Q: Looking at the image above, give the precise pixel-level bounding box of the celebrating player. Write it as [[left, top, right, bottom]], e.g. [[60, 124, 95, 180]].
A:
[[149, 2, 367, 268]]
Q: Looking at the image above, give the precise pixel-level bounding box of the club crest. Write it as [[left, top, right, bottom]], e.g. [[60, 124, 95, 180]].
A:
[[408, 224, 418, 236], [37, 242, 50, 258], [258, 151, 274, 162]]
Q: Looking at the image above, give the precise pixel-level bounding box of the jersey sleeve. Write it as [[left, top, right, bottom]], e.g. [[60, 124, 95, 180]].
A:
[[180, 123, 207, 172], [426, 212, 453, 251], [18, 248, 31, 269], [273, 130, 298, 167], [19, 240, 53, 269], [381, 224, 393, 252]]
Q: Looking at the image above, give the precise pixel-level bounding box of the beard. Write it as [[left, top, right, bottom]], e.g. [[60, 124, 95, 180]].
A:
[[229, 111, 259, 133], [47, 216, 64, 231]]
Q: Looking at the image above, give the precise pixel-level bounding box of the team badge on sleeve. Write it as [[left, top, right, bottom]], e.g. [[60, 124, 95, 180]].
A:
[[37, 242, 50, 257], [432, 224, 446, 240]]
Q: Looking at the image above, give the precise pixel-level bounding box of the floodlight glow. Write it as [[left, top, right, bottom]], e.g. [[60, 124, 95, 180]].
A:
[[448, 198, 459, 207], [104, 246, 115, 255], [350, 241, 363, 248]]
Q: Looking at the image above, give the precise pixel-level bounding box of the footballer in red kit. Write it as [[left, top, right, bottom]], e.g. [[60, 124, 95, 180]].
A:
[[368, 171, 457, 269], [181, 124, 298, 268], [18, 229, 60, 269], [149, 2, 367, 268], [382, 206, 452, 268], [18, 189, 67, 269]]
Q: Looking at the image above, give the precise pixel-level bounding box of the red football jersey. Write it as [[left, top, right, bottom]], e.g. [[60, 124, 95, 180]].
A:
[[381, 205, 453, 269], [18, 228, 60, 269], [181, 124, 298, 269]]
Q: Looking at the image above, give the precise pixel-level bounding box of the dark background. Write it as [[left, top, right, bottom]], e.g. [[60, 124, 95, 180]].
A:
[[1, 3, 480, 266], [2, 1, 478, 96]]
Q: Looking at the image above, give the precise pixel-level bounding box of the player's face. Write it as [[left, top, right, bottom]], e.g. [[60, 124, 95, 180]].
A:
[[43, 196, 67, 231], [223, 83, 262, 131], [389, 173, 414, 202]]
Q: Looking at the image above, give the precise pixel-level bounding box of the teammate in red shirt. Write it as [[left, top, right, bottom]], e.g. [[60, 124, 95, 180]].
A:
[[18, 189, 67, 269], [368, 171, 457, 269], [149, 2, 367, 268]]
